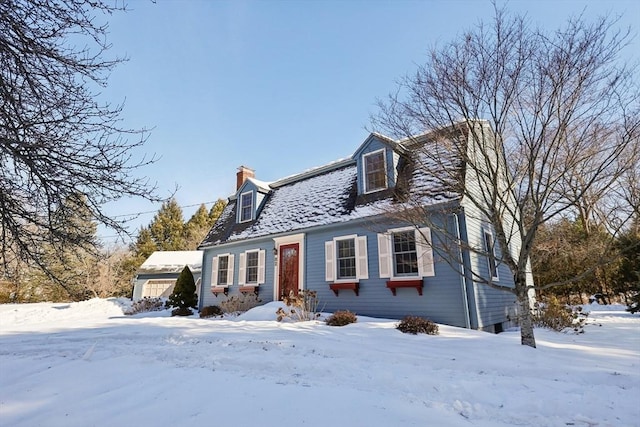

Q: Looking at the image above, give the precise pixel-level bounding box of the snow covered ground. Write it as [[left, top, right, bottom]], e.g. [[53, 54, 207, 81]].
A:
[[0, 299, 638, 427]]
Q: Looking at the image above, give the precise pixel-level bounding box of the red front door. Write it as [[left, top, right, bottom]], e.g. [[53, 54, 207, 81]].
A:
[[278, 243, 299, 299]]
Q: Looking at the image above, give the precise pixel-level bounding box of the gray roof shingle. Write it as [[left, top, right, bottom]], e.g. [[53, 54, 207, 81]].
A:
[[199, 132, 463, 248]]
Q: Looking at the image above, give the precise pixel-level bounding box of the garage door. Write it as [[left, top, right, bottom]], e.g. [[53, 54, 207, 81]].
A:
[[142, 280, 176, 298]]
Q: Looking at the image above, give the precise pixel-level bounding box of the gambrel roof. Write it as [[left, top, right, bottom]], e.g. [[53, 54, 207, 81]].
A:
[[198, 129, 464, 248]]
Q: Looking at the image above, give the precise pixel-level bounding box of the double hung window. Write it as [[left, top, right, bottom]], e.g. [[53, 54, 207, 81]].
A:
[[217, 255, 229, 285], [245, 251, 259, 284], [212, 254, 234, 287], [483, 230, 499, 281], [392, 231, 419, 277], [377, 227, 435, 279], [238, 249, 266, 285], [324, 235, 368, 282], [239, 192, 253, 222], [336, 238, 357, 280], [363, 149, 387, 193]]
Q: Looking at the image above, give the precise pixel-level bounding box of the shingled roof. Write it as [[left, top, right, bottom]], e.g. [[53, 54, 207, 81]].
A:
[[198, 132, 463, 248]]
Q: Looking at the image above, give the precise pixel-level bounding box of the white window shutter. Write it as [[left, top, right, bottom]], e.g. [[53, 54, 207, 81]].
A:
[[227, 254, 235, 285], [416, 227, 435, 277], [211, 256, 219, 286], [324, 241, 335, 282], [377, 233, 391, 278], [258, 249, 266, 284], [237, 253, 244, 285], [356, 236, 369, 280]]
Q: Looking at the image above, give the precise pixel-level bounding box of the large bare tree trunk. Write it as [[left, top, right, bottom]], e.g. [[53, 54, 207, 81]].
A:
[[372, 5, 639, 347], [515, 274, 536, 348]]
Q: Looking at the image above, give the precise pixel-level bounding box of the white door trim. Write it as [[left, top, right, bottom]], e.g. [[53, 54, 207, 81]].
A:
[[273, 233, 305, 300]]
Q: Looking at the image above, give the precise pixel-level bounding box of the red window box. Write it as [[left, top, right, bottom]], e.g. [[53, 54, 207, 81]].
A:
[[239, 285, 259, 295], [211, 286, 228, 296], [329, 282, 359, 296], [386, 279, 423, 296]]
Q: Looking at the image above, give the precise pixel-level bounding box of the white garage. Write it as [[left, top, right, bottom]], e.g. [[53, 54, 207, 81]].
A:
[[132, 251, 203, 302]]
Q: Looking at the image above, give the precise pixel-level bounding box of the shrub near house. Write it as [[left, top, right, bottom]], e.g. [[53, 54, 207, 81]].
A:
[[165, 266, 198, 316]]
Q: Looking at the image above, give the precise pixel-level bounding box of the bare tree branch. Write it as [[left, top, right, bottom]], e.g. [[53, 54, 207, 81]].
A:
[[372, 6, 639, 347], [0, 0, 161, 282]]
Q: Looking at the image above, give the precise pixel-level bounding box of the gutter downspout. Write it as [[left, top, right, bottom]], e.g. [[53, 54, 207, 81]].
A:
[[453, 212, 472, 329]]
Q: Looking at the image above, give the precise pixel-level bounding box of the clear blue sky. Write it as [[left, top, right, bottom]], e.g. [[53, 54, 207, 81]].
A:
[[99, 0, 639, 244]]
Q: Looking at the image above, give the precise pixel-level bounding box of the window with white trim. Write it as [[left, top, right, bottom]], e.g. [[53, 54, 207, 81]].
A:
[[363, 149, 387, 193], [211, 254, 234, 286], [393, 230, 418, 277], [238, 249, 266, 285], [246, 251, 259, 283], [239, 192, 253, 223], [378, 227, 434, 279], [483, 229, 499, 281], [324, 235, 368, 282], [218, 255, 229, 284], [337, 239, 356, 279]]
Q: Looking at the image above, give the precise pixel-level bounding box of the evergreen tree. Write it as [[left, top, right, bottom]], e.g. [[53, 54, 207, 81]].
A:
[[208, 199, 226, 222], [165, 266, 198, 316], [185, 199, 227, 249], [149, 198, 187, 251], [184, 204, 210, 249], [133, 227, 157, 260], [188, 204, 210, 229]]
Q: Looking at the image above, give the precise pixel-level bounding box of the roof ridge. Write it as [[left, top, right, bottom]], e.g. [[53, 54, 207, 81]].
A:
[[270, 156, 355, 188]]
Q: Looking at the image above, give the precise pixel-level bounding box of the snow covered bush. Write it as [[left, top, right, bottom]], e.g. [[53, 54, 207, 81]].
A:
[[326, 310, 357, 326], [220, 294, 261, 314], [397, 316, 439, 335], [200, 305, 223, 318], [124, 297, 164, 315], [165, 266, 198, 316], [532, 296, 588, 333], [276, 290, 321, 322]]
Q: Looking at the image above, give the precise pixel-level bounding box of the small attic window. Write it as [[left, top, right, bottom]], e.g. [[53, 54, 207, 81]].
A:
[[239, 191, 253, 222], [363, 149, 387, 193]]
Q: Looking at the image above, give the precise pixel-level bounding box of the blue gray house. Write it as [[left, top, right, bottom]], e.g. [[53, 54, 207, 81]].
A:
[[198, 121, 526, 332]]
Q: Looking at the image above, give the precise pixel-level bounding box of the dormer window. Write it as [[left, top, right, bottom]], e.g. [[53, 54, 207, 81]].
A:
[[239, 191, 253, 222], [363, 149, 387, 193]]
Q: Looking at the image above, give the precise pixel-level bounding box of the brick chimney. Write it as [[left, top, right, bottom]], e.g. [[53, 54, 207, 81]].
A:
[[236, 165, 255, 190]]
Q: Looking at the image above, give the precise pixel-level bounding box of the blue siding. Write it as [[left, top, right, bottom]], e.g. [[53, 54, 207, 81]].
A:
[[200, 239, 276, 309], [199, 210, 517, 330], [458, 205, 518, 330], [304, 220, 469, 328]]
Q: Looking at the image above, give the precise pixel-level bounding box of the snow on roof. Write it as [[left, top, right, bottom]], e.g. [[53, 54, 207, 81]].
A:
[[137, 251, 203, 274], [199, 131, 464, 247], [270, 157, 353, 188], [231, 164, 358, 241], [246, 177, 272, 192]]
